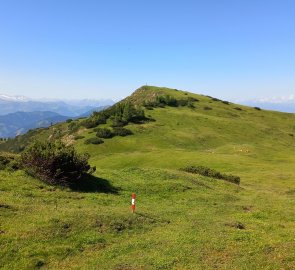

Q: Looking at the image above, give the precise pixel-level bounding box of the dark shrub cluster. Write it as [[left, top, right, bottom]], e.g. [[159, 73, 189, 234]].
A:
[[210, 97, 231, 105], [143, 95, 198, 109], [112, 127, 133, 137], [204, 106, 212, 110], [181, 165, 240, 185], [21, 141, 96, 186], [254, 107, 261, 111], [95, 128, 113, 138], [85, 137, 104, 145], [234, 107, 242, 111], [157, 95, 178, 107], [84, 102, 147, 129], [95, 127, 133, 138], [81, 114, 107, 129]]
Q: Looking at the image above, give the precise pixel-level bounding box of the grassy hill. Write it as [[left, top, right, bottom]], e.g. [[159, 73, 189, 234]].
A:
[[1, 86, 295, 269]]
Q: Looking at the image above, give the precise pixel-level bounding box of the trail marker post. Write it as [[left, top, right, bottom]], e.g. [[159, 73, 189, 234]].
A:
[[131, 193, 136, 214]]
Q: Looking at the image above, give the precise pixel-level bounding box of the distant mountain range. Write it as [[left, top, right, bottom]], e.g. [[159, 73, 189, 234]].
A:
[[0, 107, 109, 138], [0, 93, 113, 137], [0, 93, 114, 116], [0, 111, 69, 138]]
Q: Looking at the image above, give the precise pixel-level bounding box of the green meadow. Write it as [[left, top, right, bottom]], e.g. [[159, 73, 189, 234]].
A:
[[1, 86, 295, 269]]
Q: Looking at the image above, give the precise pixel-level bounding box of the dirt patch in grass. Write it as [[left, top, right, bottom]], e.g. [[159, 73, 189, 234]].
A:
[[225, 222, 246, 230], [94, 213, 170, 234]]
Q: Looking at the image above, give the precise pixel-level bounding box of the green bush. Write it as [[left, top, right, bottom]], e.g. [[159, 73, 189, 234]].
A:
[[21, 141, 95, 186], [96, 128, 113, 138], [181, 165, 240, 185], [81, 115, 107, 129], [68, 122, 80, 134], [0, 153, 20, 171], [204, 106, 212, 110], [254, 107, 261, 111], [85, 137, 104, 145], [112, 127, 133, 137]]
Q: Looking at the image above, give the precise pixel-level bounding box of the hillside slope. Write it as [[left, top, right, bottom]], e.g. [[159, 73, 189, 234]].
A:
[[0, 86, 295, 269]]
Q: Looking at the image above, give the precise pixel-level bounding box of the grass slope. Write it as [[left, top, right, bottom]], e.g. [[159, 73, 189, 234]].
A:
[[1, 86, 295, 269]]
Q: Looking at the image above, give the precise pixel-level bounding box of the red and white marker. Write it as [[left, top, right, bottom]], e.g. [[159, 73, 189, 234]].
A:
[[131, 193, 136, 213]]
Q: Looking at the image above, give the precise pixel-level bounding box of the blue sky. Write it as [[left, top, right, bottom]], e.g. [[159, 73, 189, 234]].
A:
[[0, 0, 294, 101]]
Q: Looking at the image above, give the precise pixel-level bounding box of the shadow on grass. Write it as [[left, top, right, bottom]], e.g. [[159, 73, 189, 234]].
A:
[[70, 174, 119, 194]]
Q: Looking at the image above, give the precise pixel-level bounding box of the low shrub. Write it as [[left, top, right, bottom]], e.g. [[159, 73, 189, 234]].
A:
[[234, 107, 242, 111], [21, 141, 95, 186], [112, 127, 133, 137], [181, 165, 240, 185], [0, 153, 20, 171], [254, 107, 261, 111], [111, 119, 128, 127], [68, 121, 80, 134], [81, 115, 107, 129], [187, 101, 195, 109], [204, 106, 212, 110], [222, 101, 230, 105], [85, 137, 104, 145], [96, 128, 113, 139]]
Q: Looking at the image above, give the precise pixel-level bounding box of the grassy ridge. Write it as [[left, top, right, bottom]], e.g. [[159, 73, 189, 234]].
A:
[[1, 86, 295, 269]]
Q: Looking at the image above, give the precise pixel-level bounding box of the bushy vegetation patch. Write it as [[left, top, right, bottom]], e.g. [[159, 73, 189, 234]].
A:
[[112, 127, 133, 137], [254, 107, 262, 111], [94, 127, 133, 139], [143, 95, 198, 109], [234, 107, 243, 111], [222, 101, 230, 105], [82, 102, 147, 130], [95, 128, 113, 139], [211, 97, 231, 105], [21, 141, 95, 186], [85, 138, 104, 145], [81, 114, 107, 129], [181, 165, 240, 185], [204, 106, 212, 110], [68, 121, 80, 134], [0, 152, 20, 171]]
